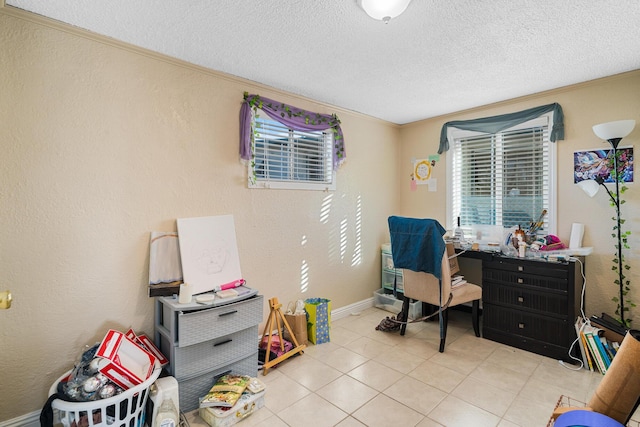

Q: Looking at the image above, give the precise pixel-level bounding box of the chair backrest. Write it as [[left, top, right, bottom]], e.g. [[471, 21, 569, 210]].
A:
[[402, 251, 452, 305]]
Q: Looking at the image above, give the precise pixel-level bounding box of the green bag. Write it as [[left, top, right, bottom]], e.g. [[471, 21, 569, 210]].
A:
[[304, 298, 331, 344]]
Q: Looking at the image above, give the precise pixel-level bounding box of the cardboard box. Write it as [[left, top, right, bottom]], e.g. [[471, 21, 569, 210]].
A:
[[124, 328, 169, 367], [96, 329, 156, 389]]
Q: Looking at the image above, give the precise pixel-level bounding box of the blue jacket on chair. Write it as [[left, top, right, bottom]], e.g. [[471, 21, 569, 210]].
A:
[[388, 216, 446, 279]]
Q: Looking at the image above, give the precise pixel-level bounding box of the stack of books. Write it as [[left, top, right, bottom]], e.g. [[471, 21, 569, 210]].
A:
[[574, 317, 623, 374], [451, 275, 467, 288]]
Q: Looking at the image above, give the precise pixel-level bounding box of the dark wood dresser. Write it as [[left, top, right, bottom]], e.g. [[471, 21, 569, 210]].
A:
[[481, 255, 584, 361]]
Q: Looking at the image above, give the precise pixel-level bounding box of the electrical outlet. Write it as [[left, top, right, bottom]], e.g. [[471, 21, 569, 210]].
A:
[[0, 291, 12, 309]]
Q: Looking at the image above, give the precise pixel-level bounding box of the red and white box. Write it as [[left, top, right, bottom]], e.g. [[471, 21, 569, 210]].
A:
[[124, 328, 169, 367], [96, 329, 157, 390], [138, 333, 169, 367]]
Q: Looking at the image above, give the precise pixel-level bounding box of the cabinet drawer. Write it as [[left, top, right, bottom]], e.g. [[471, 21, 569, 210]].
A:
[[177, 296, 263, 347], [177, 351, 259, 412], [483, 258, 569, 279], [483, 303, 570, 346], [382, 269, 403, 291], [483, 267, 568, 292], [164, 326, 258, 379], [483, 282, 568, 317]]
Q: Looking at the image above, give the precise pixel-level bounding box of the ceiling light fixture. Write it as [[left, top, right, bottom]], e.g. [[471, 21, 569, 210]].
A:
[[357, 0, 412, 24]]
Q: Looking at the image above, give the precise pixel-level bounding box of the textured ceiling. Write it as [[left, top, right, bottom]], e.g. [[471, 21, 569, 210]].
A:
[[6, 0, 640, 124]]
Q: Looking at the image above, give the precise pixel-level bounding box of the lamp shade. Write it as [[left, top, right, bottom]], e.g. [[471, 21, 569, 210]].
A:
[[593, 120, 636, 141], [357, 0, 412, 22], [577, 179, 601, 198]]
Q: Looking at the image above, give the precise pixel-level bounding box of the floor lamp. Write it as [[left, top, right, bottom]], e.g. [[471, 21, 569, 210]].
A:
[[578, 119, 635, 327]]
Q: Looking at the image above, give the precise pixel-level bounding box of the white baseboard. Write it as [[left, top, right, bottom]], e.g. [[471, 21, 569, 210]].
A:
[[331, 297, 375, 320], [6, 297, 376, 427], [0, 411, 40, 427]]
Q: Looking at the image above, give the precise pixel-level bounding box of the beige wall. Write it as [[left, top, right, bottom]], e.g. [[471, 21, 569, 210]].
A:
[[0, 11, 400, 418], [2, 5, 640, 421], [399, 71, 640, 329]]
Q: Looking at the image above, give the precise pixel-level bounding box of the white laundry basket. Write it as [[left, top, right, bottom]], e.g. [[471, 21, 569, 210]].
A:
[[48, 367, 161, 427]]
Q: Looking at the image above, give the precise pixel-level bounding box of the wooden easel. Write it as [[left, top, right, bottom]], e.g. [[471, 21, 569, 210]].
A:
[[260, 297, 306, 375]]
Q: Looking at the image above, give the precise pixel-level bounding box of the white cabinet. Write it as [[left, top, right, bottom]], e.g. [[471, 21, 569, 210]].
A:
[[154, 293, 263, 412]]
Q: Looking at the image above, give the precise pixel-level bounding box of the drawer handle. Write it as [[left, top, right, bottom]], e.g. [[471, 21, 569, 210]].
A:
[[219, 310, 238, 317], [518, 266, 524, 272], [517, 278, 523, 284], [518, 322, 525, 329], [517, 296, 524, 303], [214, 339, 233, 347]]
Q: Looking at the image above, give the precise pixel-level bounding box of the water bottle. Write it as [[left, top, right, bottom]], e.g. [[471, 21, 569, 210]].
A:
[[155, 398, 179, 427]]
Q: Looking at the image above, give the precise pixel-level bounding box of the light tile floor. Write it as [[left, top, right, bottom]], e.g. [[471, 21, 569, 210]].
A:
[[184, 307, 608, 427]]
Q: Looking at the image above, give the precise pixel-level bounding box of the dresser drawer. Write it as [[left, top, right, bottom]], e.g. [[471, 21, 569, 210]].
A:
[[483, 258, 569, 279], [174, 295, 263, 347], [483, 303, 570, 346], [162, 325, 258, 378], [177, 351, 259, 412], [483, 282, 568, 317], [483, 267, 568, 292]]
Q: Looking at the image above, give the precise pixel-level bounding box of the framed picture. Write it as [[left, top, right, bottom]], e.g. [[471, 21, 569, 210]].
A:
[[573, 147, 634, 184]]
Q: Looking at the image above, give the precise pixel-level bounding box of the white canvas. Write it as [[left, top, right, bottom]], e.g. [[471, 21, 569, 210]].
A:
[[176, 215, 242, 296]]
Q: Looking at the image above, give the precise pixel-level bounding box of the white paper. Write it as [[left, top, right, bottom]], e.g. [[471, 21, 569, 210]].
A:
[[177, 215, 242, 296]]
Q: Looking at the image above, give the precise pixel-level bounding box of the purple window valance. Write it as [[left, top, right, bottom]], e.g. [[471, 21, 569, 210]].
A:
[[239, 93, 346, 169]]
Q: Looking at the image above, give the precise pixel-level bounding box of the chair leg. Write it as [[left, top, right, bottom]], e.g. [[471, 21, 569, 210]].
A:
[[438, 308, 449, 352], [472, 299, 480, 337], [400, 296, 410, 336]]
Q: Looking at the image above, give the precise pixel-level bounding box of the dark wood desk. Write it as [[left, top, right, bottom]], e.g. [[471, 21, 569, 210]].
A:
[[457, 249, 584, 362]]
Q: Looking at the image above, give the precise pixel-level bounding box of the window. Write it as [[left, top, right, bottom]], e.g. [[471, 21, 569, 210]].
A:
[[447, 116, 556, 236], [249, 113, 335, 190]]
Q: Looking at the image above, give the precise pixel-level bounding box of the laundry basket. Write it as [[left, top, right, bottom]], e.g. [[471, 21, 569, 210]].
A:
[[48, 367, 161, 427]]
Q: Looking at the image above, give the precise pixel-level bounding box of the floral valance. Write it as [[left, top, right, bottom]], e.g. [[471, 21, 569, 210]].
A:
[[239, 93, 346, 168], [438, 103, 565, 154]]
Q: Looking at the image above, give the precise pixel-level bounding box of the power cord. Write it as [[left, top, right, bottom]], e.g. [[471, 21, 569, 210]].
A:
[[558, 256, 588, 371]]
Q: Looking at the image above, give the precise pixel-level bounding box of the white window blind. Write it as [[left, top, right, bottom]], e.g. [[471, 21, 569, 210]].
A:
[[249, 115, 335, 190], [448, 117, 555, 235]]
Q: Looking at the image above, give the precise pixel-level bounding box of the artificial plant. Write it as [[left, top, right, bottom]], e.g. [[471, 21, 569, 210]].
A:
[[596, 147, 634, 328]]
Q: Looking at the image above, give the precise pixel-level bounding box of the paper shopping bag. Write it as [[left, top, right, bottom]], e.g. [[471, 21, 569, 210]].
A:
[[304, 298, 331, 344], [283, 312, 308, 346]]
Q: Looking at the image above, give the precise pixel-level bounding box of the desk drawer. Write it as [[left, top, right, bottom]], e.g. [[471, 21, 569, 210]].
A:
[[483, 258, 568, 278], [483, 282, 568, 317], [483, 303, 570, 346], [177, 296, 263, 347], [483, 268, 568, 292]]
